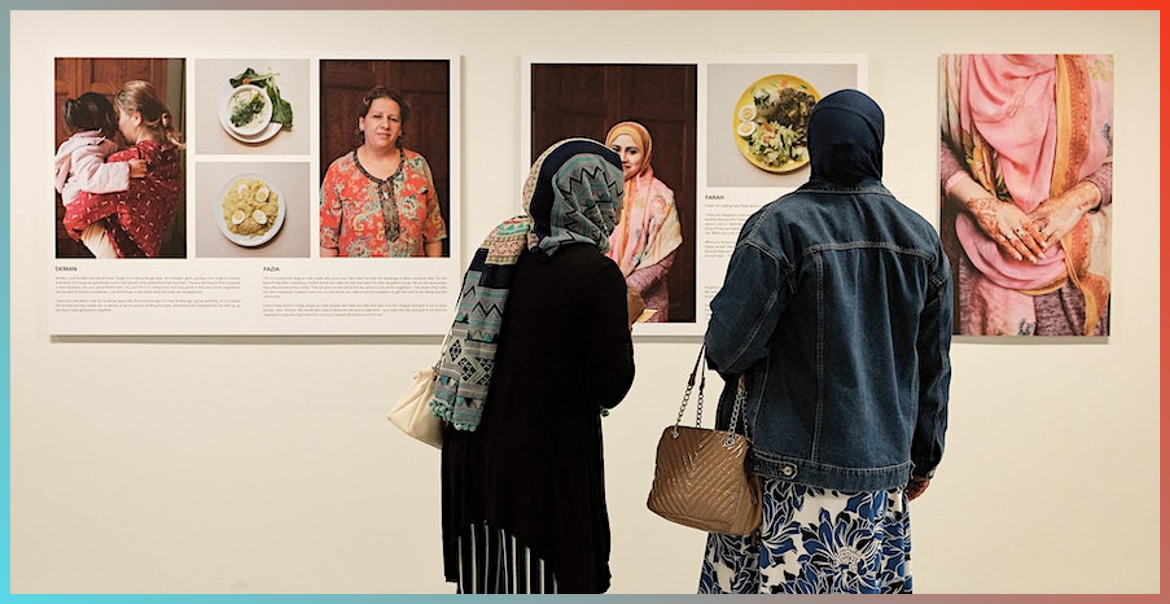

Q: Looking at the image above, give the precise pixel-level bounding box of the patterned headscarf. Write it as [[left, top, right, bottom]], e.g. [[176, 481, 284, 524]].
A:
[[430, 138, 623, 431]]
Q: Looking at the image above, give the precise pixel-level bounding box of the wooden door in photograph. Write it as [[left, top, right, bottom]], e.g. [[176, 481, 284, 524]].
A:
[[53, 58, 183, 258], [531, 64, 697, 322], [319, 60, 451, 256]]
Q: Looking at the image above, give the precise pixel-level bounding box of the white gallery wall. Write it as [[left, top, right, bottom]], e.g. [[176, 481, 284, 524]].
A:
[[9, 10, 1159, 594]]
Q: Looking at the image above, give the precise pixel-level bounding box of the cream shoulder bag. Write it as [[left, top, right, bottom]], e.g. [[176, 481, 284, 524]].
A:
[[386, 336, 448, 449]]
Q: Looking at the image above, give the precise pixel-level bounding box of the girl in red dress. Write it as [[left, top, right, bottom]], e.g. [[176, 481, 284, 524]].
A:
[[63, 80, 184, 258]]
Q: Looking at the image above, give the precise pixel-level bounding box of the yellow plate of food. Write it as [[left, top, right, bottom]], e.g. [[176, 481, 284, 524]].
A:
[[733, 74, 820, 173], [216, 173, 286, 247]]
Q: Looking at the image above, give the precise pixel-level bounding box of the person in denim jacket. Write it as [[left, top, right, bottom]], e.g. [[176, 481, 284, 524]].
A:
[[698, 89, 953, 594]]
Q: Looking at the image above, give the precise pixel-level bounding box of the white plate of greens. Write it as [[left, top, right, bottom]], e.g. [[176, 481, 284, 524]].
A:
[[218, 67, 294, 145], [218, 88, 280, 143]]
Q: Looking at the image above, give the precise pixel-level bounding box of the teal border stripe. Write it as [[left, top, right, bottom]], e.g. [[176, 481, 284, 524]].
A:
[[4, 6, 13, 600]]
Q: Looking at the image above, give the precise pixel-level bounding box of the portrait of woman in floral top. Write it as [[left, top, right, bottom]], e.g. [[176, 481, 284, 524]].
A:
[[320, 86, 447, 257]]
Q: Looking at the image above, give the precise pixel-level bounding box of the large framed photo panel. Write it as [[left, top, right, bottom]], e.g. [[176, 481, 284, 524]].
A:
[[939, 53, 1113, 338], [50, 53, 462, 336], [523, 54, 866, 336]]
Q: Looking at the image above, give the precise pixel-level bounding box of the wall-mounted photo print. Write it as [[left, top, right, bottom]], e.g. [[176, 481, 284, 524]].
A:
[[706, 62, 859, 189], [54, 57, 187, 259], [524, 55, 866, 336], [319, 59, 453, 259], [939, 54, 1113, 337], [194, 58, 310, 156], [50, 54, 462, 337], [529, 62, 698, 325], [194, 161, 311, 258]]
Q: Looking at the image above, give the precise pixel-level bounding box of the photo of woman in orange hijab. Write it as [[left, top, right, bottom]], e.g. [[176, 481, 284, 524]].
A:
[[604, 121, 684, 322]]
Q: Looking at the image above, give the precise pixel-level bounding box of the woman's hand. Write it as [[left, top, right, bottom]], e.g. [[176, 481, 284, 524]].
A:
[[626, 287, 645, 329], [966, 196, 1047, 263], [906, 476, 931, 501], [1028, 181, 1102, 249], [128, 159, 148, 179], [947, 171, 1044, 262]]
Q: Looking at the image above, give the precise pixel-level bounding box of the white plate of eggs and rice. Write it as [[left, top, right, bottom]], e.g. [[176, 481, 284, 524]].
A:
[[216, 173, 285, 247]]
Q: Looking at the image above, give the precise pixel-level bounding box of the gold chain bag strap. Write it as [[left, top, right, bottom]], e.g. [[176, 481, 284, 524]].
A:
[[646, 345, 762, 535]]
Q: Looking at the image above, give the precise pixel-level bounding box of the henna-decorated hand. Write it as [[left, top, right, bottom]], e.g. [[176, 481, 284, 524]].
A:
[[1028, 181, 1102, 249], [967, 196, 1046, 263]]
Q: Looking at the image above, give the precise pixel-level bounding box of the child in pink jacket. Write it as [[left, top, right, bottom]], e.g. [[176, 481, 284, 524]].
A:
[[54, 92, 145, 258]]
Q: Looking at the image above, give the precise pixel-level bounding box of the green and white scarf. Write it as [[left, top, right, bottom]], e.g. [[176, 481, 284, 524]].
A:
[[430, 138, 624, 431]]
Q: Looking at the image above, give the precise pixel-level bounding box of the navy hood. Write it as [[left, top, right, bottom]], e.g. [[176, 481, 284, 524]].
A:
[[807, 89, 884, 185]]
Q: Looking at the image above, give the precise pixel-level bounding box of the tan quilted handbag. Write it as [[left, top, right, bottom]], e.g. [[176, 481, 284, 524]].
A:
[[646, 346, 762, 536]]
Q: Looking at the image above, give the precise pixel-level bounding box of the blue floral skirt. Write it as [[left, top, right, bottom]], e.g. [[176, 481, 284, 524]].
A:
[[698, 477, 912, 594]]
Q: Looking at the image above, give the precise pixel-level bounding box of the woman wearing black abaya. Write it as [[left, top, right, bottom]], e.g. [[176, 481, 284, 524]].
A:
[[432, 138, 641, 594]]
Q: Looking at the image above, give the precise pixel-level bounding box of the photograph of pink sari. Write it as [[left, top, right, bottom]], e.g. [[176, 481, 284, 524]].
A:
[[941, 54, 1113, 336], [604, 122, 684, 322]]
